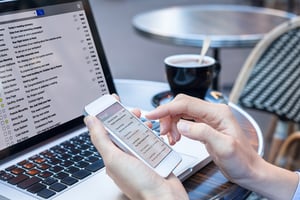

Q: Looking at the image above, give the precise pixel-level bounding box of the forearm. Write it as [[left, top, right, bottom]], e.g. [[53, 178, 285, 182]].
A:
[[236, 157, 299, 200]]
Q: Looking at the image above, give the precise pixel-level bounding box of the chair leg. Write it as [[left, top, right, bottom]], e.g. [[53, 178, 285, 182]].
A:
[[267, 120, 290, 163], [264, 116, 278, 159], [268, 139, 285, 163], [286, 143, 298, 170]]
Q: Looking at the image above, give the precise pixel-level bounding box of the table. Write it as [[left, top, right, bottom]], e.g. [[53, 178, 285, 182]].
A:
[[132, 5, 297, 89], [114, 79, 264, 200], [253, 0, 296, 13]]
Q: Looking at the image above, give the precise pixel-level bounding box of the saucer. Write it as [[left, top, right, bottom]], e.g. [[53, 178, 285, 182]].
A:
[[152, 89, 228, 107], [152, 91, 174, 107]]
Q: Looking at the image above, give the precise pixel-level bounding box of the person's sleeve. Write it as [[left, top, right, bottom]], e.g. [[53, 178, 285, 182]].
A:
[[292, 171, 300, 200]]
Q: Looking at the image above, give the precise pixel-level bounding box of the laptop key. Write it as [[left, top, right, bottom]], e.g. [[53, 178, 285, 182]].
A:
[[80, 150, 93, 157], [57, 153, 72, 160], [49, 165, 64, 173], [85, 155, 98, 163], [89, 146, 98, 153], [68, 148, 81, 154], [17, 160, 28, 166], [37, 163, 50, 170], [54, 172, 69, 180], [8, 174, 29, 185], [76, 144, 90, 150], [38, 171, 53, 178], [65, 166, 80, 174], [33, 157, 46, 164], [0, 171, 14, 181], [5, 165, 16, 171], [40, 150, 55, 159], [27, 182, 46, 193], [70, 155, 84, 162], [75, 161, 89, 168], [17, 176, 41, 189], [26, 169, 40, 176], [49, 182, 67, 192], [72, 169, 91, 179], [37, 188, 56, 199], [11, 167, 25, 175], [51, 146, 65, 155], [61, 176, 78, 186], [48, 157, 62, 165], [42, 177, 58, 186], [60, 160, 74, 167], [23, 162, 36, 169], [85, 160, 104, 172]]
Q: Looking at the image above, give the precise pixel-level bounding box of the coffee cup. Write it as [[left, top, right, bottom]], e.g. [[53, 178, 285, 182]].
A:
[[164, 54, 215, 99]]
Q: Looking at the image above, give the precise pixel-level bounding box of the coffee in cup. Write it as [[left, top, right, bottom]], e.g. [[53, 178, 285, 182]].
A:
[[164, 54, 215, 99]]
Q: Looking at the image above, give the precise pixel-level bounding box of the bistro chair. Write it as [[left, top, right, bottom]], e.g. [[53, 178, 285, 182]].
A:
[[229, 16, 300, 164], [275, 131, 300, 170]]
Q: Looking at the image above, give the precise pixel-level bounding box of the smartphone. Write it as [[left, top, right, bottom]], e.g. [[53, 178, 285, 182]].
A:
[[84, 94, 182, 177]]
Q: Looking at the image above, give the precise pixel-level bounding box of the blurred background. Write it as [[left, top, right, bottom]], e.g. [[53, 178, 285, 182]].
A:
[[88, 0, 299, 160]]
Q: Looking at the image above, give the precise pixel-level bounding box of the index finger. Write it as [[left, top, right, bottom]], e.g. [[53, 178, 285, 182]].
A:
[[146, 94, 231, 126]]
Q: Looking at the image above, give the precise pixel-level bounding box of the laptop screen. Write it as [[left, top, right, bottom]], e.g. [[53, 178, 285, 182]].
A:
[[0, 0, 116, 158]]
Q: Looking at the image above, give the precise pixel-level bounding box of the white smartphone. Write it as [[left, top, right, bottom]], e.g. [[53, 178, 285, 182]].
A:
[[84, 94, 182, 177]]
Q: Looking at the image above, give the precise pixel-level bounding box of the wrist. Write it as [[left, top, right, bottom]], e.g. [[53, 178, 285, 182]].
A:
[[141, 189, 186, 200], [140, 176, 188, 200], [237, 157, 298, 200]]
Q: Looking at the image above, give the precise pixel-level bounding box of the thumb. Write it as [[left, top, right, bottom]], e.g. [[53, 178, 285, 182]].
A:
[[177, 119, 228, 146], [84, 115, 117, 157]]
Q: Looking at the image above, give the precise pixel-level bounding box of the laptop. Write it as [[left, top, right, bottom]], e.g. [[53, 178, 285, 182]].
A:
[[0, 0, 211, 199]]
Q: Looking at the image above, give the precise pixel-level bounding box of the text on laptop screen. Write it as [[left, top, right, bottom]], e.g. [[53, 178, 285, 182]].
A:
[[0, 2, 111, 151]]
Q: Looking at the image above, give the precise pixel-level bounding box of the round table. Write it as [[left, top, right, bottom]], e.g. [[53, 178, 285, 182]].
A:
[[132, 5, 297, 89], [114, 79, 264, 199], [132, 4, 296, 49]]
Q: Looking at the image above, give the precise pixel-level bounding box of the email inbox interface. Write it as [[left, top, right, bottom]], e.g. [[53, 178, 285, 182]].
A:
[[0, 2, 109, 151], [97, 102, 171, 168]]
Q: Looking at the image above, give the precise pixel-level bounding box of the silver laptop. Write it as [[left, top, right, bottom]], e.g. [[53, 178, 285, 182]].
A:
[[0, 0, 210, 199]]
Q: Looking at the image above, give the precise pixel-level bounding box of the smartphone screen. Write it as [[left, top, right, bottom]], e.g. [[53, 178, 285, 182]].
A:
[[96, 102, 171, 168]]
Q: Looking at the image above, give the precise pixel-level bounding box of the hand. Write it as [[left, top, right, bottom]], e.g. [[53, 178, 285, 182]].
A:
[[84, 111, 188, 200], [146, 94, 259, 181], [146, 94, 299, 200]]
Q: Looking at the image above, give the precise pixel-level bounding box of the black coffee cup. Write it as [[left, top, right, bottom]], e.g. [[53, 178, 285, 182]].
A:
[[165, 54, 215, 99]]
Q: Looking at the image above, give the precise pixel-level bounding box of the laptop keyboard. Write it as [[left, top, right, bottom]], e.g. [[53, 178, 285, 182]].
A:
[[0, 131, 104, 199], [0, 119, 160, 199]]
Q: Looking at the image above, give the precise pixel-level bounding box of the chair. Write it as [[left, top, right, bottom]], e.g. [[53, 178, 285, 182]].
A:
[[275, 131, 300, 170], [229, 16, 300, 164]]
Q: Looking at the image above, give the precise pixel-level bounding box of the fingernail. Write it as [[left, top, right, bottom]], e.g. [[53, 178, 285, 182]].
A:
[[84, 116, 94, 128], [177, 120, 190, 133]]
